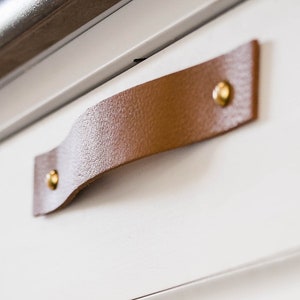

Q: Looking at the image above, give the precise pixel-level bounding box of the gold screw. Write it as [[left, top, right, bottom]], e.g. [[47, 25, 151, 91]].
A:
[[212, 81, 231, 107], [46, 170, 59, 190]]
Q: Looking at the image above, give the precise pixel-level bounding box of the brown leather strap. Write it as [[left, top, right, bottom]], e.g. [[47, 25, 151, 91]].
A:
[[34, 40, 259, 216]]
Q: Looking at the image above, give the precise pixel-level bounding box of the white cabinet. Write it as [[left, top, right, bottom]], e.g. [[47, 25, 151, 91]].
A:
[[1, 0, 300, 299]]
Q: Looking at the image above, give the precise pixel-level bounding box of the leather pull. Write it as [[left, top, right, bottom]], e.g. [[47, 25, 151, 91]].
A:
[[34, 40, 259, 216]]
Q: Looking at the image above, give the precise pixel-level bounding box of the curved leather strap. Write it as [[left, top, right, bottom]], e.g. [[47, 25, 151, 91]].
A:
[[34, 40, 259, 216]]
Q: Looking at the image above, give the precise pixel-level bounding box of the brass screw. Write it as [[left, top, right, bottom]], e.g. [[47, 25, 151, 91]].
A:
[[212, 81, 231, 107], [46, 170, 59, 190]]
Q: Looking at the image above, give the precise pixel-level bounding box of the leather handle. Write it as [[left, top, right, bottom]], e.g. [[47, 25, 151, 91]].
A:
[[34, 40, 259, 216]]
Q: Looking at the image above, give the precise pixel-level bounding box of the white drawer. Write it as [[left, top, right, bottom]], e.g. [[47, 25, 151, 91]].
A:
[[0, 0, 300, 299]]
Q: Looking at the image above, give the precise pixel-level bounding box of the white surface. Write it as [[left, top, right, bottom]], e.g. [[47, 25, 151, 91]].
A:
[[140, 250, 300, 299], [0, 0, 300, 299], [0, 0, 242, 140]]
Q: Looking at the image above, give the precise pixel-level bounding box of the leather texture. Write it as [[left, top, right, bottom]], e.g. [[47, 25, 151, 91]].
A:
[[34, 40, 259, 216]]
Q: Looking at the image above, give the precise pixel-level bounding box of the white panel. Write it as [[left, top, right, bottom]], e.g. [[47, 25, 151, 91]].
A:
[[0, 0, 300, 299], [139, 251, 300, 299], [0, 0, 243, 140]]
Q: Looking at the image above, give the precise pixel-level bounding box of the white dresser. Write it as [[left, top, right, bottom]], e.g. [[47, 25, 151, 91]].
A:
[[1, 1, 300, 299]]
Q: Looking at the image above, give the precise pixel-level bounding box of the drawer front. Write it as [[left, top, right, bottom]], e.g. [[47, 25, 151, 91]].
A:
[[1, 0, 300, 299]]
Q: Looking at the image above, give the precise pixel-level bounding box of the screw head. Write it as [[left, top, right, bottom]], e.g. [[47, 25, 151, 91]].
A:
[[212, 81, 231, 107], [46, 170, 59, 190]]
